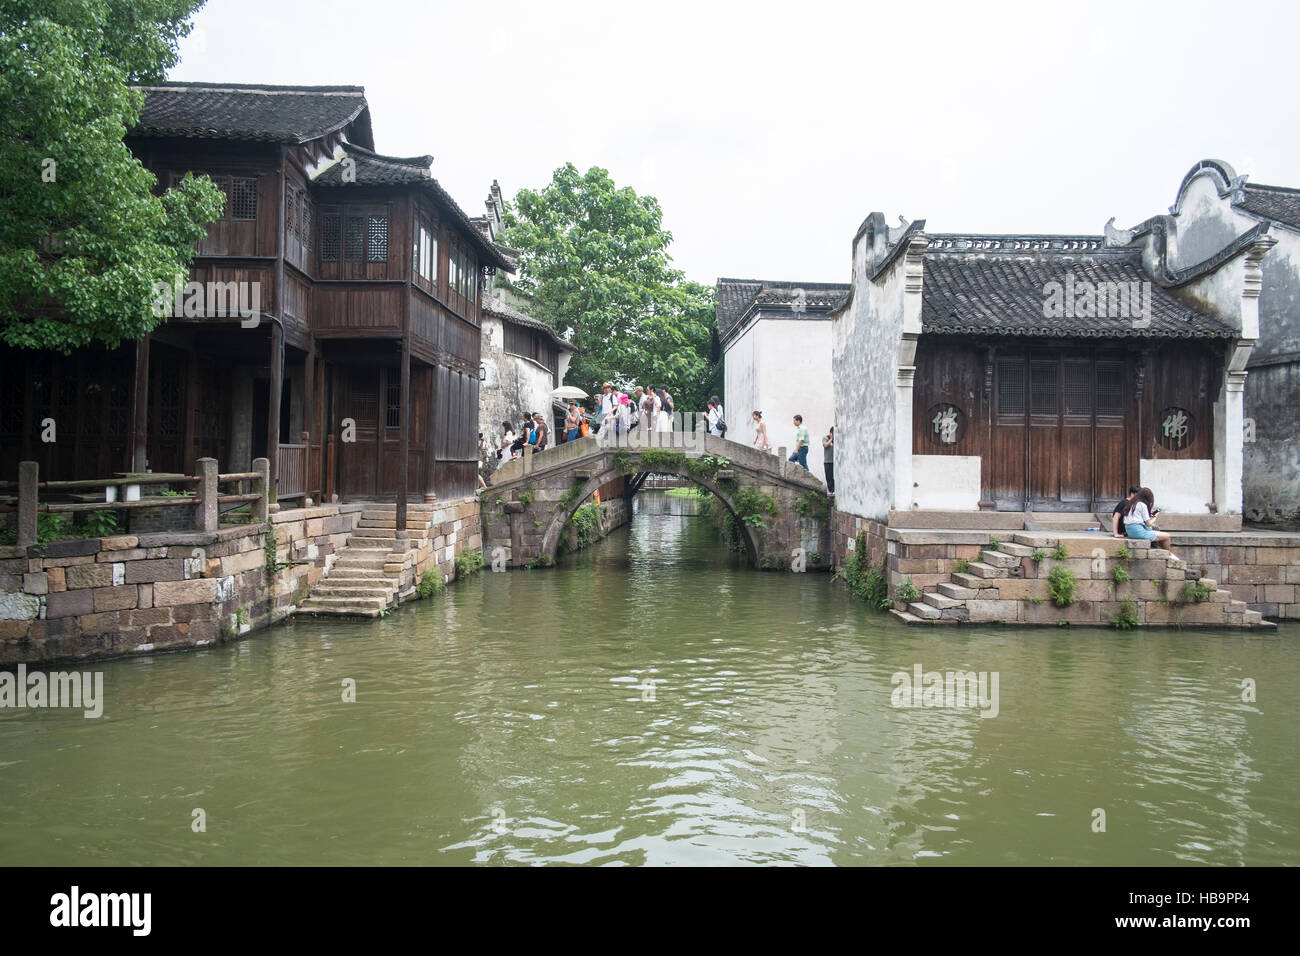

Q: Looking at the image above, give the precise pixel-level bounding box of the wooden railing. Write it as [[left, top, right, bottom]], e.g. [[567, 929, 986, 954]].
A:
[[278, 443, 307, 501], [1, 458, 271, 547]]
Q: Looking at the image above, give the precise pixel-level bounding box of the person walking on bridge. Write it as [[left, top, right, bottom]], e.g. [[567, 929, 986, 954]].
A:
[[789, 414, 810, 471]]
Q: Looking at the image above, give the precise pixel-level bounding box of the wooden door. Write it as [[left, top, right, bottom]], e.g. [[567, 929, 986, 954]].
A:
[[337, 367, 379, 498], [989, 349, 1129, 511]]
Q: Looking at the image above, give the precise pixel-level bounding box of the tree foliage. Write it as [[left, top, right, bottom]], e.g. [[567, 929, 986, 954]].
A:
[[0, 0, 225, 351], [498, 163, 717, 412]]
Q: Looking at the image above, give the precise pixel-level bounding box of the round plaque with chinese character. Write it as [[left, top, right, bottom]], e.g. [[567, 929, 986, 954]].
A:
[[1158, 406, 1194, 451], [926, 403, 966, 446]]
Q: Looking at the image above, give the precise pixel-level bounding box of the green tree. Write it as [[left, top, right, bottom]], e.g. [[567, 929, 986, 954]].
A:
[[498, 163, 717, 412], [0, 0, 225, 352]]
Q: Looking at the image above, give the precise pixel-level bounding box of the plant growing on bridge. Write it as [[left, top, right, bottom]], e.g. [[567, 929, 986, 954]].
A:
[[1178, 581, 1212, 604], [1031, 548, 1046, 564], [793, 491, 830, 522], [1048, 565, 1077, 607], [683, 455, 730, 482], [954, 558, 972, 575], [638, 449, 688, 473], [1112, 565, 1130, 585], [518, 491, 535, 508], [1116, 544, 1131, 561], [1052, 544, 1069, 561]]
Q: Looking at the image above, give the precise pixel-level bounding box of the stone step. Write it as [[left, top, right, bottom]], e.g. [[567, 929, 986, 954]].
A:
[[937, 582, 980, 600], [908, 601, 942, 620], [997, 542, 1036, 557], [952, 572, 993, 590], [923, 592, 964, 610], [889, 608, 927, 626], [981, 549, 1021, 569], [296, 602, 383, 619], [966, 562, 1007, 579], [1244, 610, 1262, 625], [1198, 577, 1218, 590], [347, 535, 416, 548], [311, 585, 395, 599], [1229, 599, 1248, 611], [332, 557, 391, 570], [325, 568, 390, 579], [357, 520, 435, 531]]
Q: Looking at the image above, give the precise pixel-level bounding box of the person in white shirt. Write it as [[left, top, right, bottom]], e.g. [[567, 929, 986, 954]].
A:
[[598, 382, 617, 433], [706, 396, 725, 436], [1121, 486, 1179, 560]]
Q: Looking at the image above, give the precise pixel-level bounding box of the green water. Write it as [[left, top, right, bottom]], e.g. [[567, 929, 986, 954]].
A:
[[1, 492, 1297, 866]]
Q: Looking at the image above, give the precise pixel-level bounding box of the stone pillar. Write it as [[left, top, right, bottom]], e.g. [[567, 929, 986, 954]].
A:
[[267, 323, 284, 508], [17, 460, 37, 547], [252, 457, 270, 524], [1215, 368, 1248, 515], [195, 457, 218, 532], [894, 366, 916, 511]]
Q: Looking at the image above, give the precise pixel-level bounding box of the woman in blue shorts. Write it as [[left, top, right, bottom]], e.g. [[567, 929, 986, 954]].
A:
[[1122, 487, 1180, 561]]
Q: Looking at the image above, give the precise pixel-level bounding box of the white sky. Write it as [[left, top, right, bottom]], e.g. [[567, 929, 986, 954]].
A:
[[172, 0, 1300, 286]]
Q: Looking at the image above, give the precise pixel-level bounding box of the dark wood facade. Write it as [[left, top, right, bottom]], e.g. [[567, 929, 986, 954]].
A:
[[914, 338, 1219, 511], [1, 91, 501, 509]]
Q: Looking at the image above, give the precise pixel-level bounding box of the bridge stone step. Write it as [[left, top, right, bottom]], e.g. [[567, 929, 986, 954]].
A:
[[937, 582, 980, 600], [966, 562, 1008, 579], [311, 585, 395, 599], [951, 572, 995, 591]]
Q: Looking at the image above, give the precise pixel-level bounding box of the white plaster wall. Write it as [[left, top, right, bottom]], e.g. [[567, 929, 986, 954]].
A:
[[755, 319, 835, 454], [912, 455, 981, 510], [1139, 459, 1213, 513], [479, 314, 561, 457], [832, 239, 910, 521], [723, 322, 760, 446]]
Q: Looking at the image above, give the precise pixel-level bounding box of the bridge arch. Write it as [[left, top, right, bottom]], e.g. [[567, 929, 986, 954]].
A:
[[484, 432, 830, 572], [538, 464, 760, 567]]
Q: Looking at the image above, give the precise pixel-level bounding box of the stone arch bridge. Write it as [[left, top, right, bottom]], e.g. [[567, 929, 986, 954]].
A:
[[483, 428, 832, 570]]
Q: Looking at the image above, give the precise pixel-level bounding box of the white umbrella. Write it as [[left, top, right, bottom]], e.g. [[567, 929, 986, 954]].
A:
[[551, 385, 589, 400]]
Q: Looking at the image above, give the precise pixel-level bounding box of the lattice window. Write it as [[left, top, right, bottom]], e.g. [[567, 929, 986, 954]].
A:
[[385, 377, 401, 428], [1095, 361, 1124, 417], [997, 360, 1025, 416], [344, 215, 364, 261], [299, 193, 311, 253], [1064, 361, 1092, 417], [321, 214, 341, 262], [1030, 360, 1058, 415], [230, 177, 257, 220], [367, 216, 388, 262], [286, 190, 298, 238]]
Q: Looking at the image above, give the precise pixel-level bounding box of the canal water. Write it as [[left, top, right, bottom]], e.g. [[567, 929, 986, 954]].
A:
[[1, 491, 1297, 866]]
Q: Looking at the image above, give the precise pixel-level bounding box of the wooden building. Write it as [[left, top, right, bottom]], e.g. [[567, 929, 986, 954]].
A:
[[0, 82, 511, 518], [831, 211, 1277, 529]]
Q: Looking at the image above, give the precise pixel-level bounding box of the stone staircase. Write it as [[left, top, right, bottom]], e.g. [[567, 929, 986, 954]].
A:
[[297, 503, 440, 618], [888, 533, 1272, 628]]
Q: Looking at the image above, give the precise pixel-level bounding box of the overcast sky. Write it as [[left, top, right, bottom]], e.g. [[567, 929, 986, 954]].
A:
[[172, 0, 1300, 286]]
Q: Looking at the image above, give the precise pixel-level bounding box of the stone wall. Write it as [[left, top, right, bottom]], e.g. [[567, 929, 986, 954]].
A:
[[394, 497, 483, 598], [0, 502, 363, 663]]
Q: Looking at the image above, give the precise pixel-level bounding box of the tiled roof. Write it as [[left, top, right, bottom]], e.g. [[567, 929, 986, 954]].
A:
[[921, 242, 1238, 339], [715, 277, 850, 339], [132, 82, 373, 148], [312, 146, 513, 271], [1237, 184, 1300, 231], [483, 299, 575, 351]]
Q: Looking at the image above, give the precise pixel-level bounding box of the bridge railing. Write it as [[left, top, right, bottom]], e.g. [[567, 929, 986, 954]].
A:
[[488, 412, 824, 491]]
